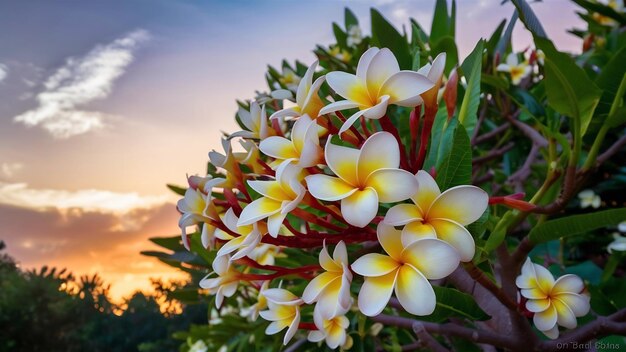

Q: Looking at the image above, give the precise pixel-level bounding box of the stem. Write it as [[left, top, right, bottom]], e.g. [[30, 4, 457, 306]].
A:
[[463, 263, 517, 310], [415, 105, 437, 170]]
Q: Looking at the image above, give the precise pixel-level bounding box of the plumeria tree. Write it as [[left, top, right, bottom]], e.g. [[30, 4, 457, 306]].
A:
[[144, 0, 626, 350]]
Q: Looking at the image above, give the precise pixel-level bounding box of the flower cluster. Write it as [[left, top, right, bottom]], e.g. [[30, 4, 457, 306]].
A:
[[175, 46, 494, 348]]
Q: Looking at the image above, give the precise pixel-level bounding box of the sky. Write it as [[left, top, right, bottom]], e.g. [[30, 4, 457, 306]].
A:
[[0, 0, 584, 301]]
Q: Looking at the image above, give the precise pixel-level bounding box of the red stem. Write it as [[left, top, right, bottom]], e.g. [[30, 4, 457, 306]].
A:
[[415, 105, 437, 170]]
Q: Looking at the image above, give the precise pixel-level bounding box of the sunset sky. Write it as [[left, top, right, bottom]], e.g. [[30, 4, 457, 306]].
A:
[[0, 0, 584, 301]]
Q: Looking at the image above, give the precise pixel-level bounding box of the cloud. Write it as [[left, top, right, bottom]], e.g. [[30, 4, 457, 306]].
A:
[[0, 63, 7, 82], [13, 29, 150, 138], [1, 163, 24, 179]]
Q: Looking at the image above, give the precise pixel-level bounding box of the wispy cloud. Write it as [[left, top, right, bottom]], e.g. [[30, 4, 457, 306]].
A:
[[1, 162, 24, 179], [0, 63, 7, 82], [13, 29, 150, 138]]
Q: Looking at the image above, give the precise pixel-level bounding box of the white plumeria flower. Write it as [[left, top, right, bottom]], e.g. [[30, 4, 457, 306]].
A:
[[215, 208, 268, 262], [177, 175, 225, 250], [347, 25, 363, 46], [238, 161, 306, 236], [259, 288, 303, 345], [516, 258, 590, 339], [231, 101, 273, 140], [260, 114, 323, 168], [248, 281, 270, 321], [416, 53, 446, 108], [618, 220, 626, 233], [319, 47, 433, 134], [248, 243, 284, 266], [302, 241, 353, 319], [384, 170, 488, 262], [188, 340, 208, 352], [199, 255, 241, 308], [497, 53, 531, 85], [535, 49, 545, 65], [306, 132, 418, 227], [271, 61, 326, 121], [307, 308, 350, 349], [351, 223, 460, 316], [578, 189, 601, 209], [608, 233, 626, 253], [279, 67, 301, 91]]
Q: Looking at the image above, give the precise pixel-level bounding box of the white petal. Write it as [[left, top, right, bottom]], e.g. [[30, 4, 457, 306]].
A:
[[384, 204, 423, 226], [541, 325, 560, 340], [341, 187, 379, 227], [238, 197, 281, 225], [381, 71, 433, 106], [427, 53, 446, 83], [324, 137, 359, 185], [412, 170, 441, 212], [325, 71, 369, 105], [395, 264, 436, 315], [305, 174, 357, 201], [401, 221, 437, 245], [429, 218, 476, 262], [338, 109, 367, 135], [401, 238, 460, 279], [284, 308, 300, 345], [526, 299, 551, 313], [259, 136, 298, 160], [365, 168, 418, 203], [377, 222, 405, 260], [553, 299, 577, 329], [366, 48, 400, 98], [319, 100, 360, 116], [552, 274, 584, 294], [302, 272, 339, 303], [297, 61, 317, 107], [555, 293, 590, 317], [351, 253, 400, 277], [427, 185, 489, 225], [357, 270, 398, 316], [268, 212, 287, 237], [361, 95, 389, 120], [357, 131, 400, 183], [534, 304, 557, 331], [356, 47, 380, 79], [308, 330, 325, 343], [333, 241, 348, 266]]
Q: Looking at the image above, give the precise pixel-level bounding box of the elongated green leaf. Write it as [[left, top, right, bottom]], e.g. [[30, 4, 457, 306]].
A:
[[482, 74, 509, 90], [431, 36, 458, 74], [510, 0, 547, 37], [496, 12, 517, 58], [535, 37, 601, 135], [529, 208, 626, 244], [572, 0, 626, 25], [424, 109, 456, 170], [344, 8, 358, 29], [436, 125, 471, 189], [370, 8, 411, 69], [433, 286, 490, 321], [595, 47, 626, 118], [411, 19, 429, 49], [167, 184, 186, 196], [150, 235, 184, 251], [430, 0, 450, 45], [333, 23, 347, 48], [458, 40, 484, 136], [486, 19, 506, 54]]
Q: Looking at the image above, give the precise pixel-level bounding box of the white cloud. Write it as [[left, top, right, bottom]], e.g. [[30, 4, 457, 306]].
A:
[[13, 29, 150, 138], [1, 163, 24, 179], [0, 182, 169, 214], [0, 63, 7, 82]]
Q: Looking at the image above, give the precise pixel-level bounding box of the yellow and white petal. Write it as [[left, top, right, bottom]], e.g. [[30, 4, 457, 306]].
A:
[[315, 279, 343, 318], [521, 287, 548, 300], [516, 258, 538, 289], [222, 208, 241, 234], [284, 308, 301, 345], [212, 253, 231, 275], [553, 298, 578, 329], [366, 48, 400, 98], [380, 71, 433, 107], [237, 106, 255, 131], [526, 298, 551, 313], [318, 100, 361, 116], [496, 63, 511, 72], [305, 174, 357, 201], [534, 304, 558, 331], [268, 212, 288, 238], [401, 238, 460, 280], [263, 288, 302, 305], [357, 270, 398, 316], [377, 223, 405, 260], [319, 242, 341, 272], [428, 218, 476, 262], [366, 168, 419, 203], [248, 180, 290, 202], [238, 197, 282, 225], [290, 114, 312, 152], [298, 128, 323, 168], [201, 223, 216, 249], [296, 61, 317, 107], [395, 264, 437, 315], [216, 235, 246, 258], [340, 187, 379, 228], [325, 71, 370, 106], [302, 76, 326, 116], [356, 47, 380, 79], [427, 185, 489, 225], [361, 95, 389, 120], [308, 330, 325, 343], [302, 272, 339, 303], [351, 253, 400, 277], [338, 109, 367, 135], [326, 320, 347, 349], [270, 107, 299, 120], [259, 136, 299, 161], [357, 131, 401, 182], [426, 53, 447, 83], [333, 241, 348, 266], [264, 320, 287, 335], [533, 263, 556, 294], [221, 280, 239, 298], [540, 325, 560, 340], [401, 221, 437, 245], [554, 293, 590, 317], [552, 274, 584, 294], [384, 204, 423, 226], [412, 170, 441, 213], [324, 137, 360, 185]]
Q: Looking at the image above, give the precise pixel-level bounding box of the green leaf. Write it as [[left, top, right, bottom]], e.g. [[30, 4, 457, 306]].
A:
[[410, 19, 429, 48], [509, 0, 547, 37], [333, 23, 347, 48], [572, 0, 626, 25], [458, 40, 484, 136], [529, 208, 626, 244], [436, 125, 471, 189], [433, 286, 490, 321], [149, 235, 184, 251], [167, 184, 186, 196], [431, 36, 458, 74], [535, 37, 602, 135], [430, 0, 451, 45], [344, 8, 358, 29], [370, 8, 411, 69], [424, 109, 456, 170], [595, 47, 626, 119], [482, 74, 509, 90], [495, 12, 517, 58], [486, 19, 506, 54]]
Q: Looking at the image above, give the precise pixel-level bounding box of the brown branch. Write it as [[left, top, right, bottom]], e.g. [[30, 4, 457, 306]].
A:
[[413, 322, 451, 352], [472, 142, 515, 165], [505, 113, 548, 148], [463, 263, 517, 311], [471, 102, 490, 143], [473, 122, 510, 145], [596, 134, 626, 166]]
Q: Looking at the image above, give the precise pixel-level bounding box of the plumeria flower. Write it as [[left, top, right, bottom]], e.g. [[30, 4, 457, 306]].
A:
[[247, 281, 270, 321], [248, 243, 284, 266], [306, 132, 418, 227], [215, 208, 268, 262], [384, 170, 488, 262], [278, 67, 301, 91], [200, 255, 241, 308], [618, 220, 626, 233], [608, 233, 626, 253], [351, 223, 460, 316], [346, 25, 363, 46], [497, 53, 531, 85], [259, 288, 303, 345], [319, 47, 433, 134], [516, 258, 590, 339], [329, 46, 352, 63], [188, 340, 208, 352], [177, 175, 225, 250], [271, 61, 326, 121], [578, 189, 601, 209], [416, 53, 447, 109], [302, 241, 353, 319], [231, 101, 274, 140], [308, 308, 350, 349], [238, 161, 306, 236], [259, 114, 323, 168]]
